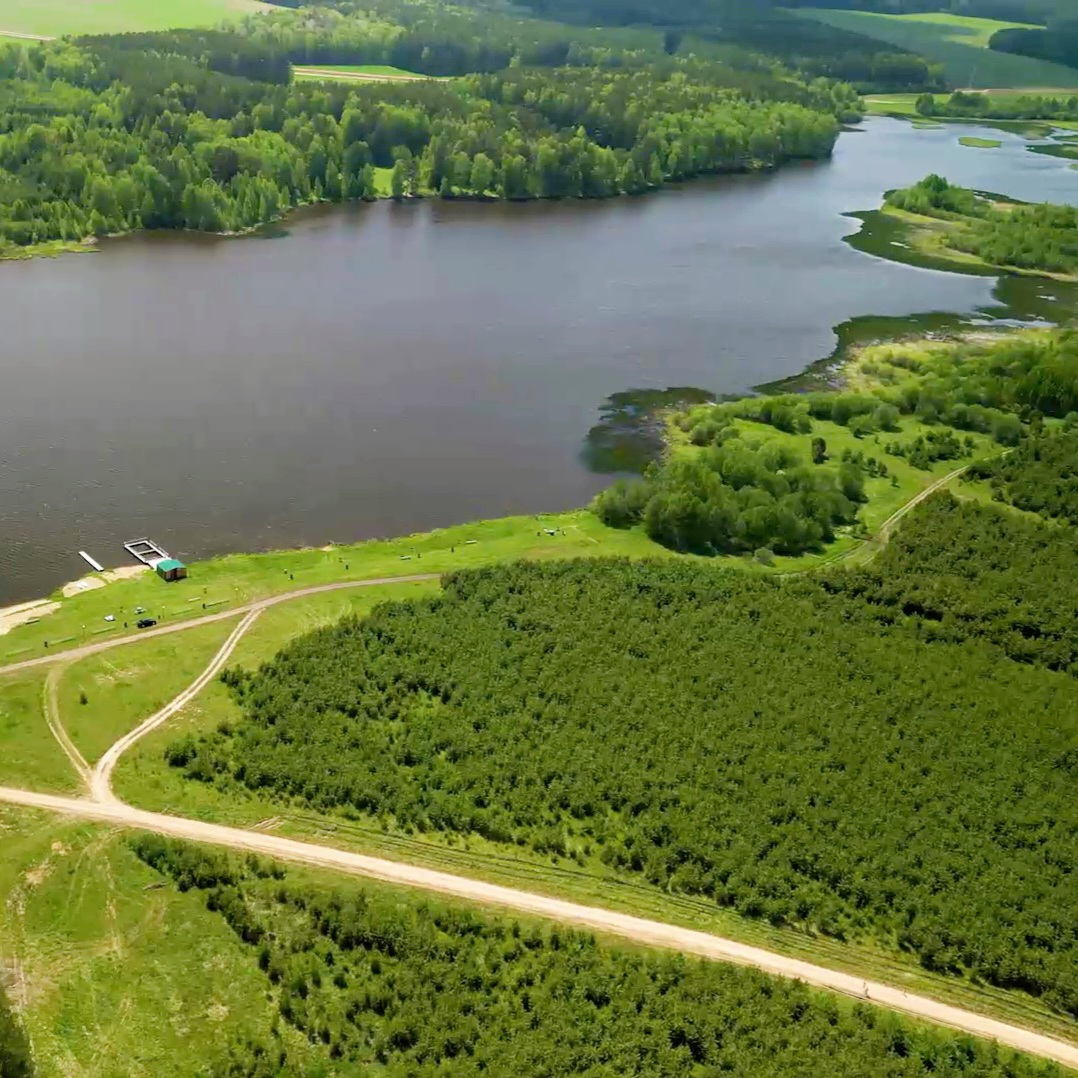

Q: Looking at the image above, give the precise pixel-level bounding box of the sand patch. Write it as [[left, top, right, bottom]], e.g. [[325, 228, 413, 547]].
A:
[[63, 577, 105, 598], [0, 601, 60, 636], [103, 566, 149, 583]]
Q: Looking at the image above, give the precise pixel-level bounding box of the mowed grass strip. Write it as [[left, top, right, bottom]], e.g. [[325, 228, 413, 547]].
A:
[[796, 8, 1078, 88], [0, 0, 271, 37]]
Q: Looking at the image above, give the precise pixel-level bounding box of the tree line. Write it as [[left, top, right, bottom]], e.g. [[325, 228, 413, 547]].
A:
[[0, 30, 843, 254], [134, 835, 1060, 1078], [916, 89, 1078, 121]]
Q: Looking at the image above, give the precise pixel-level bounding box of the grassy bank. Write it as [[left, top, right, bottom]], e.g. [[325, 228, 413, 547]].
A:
[[0, 511, 668, 667], [847, 200, 1078, 282], [0, 807, 309, 1078]]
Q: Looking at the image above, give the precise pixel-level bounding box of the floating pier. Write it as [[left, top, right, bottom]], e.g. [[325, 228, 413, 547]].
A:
[[124, 537, 171, 567], [78, 551, 104, 572]]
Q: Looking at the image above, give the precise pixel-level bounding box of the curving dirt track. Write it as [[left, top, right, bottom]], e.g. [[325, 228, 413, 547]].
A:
[[90, 608, 262, 802], [0, 782, 1076, 1070], [0, 574, 439, 678]]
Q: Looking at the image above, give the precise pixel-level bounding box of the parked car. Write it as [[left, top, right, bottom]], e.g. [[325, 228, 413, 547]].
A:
[[136, 618, 157, 629]]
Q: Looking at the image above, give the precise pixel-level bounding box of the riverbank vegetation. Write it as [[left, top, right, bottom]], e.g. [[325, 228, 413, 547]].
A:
[[133, 835, 1061, 1078], [971, 425, 1078, 523], [853, 174, 1078, 277], [0, 22, 847, 257]]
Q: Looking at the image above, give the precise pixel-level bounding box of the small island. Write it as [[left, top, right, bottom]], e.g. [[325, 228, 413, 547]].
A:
[[850, 174, 1078, 280]]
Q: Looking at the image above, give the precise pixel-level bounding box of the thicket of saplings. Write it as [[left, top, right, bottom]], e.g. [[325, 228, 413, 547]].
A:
[[856, 327, 1078, 420], [0, 987, 33, 1078], [971, 425, 1078, 524], [826, 487, 1078, 673], [887, 175, 1078, 276], [171, 505, 1078, 1016], [135, 836, 1060, 1078], [0, 6, 848, 254]]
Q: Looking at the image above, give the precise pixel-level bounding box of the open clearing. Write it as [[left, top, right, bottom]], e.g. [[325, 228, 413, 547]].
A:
[[796, 8, 1078, 88], [0, 0, 270, 38], [293, 63, 432, 83]]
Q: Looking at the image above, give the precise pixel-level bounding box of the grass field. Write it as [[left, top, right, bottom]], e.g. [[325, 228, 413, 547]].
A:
[[0, 510, 667, 667], [0, 670, 78, 793], [294, 63, 429, 80], [959, 134, 1003, 146], [57, 620, 240, 766], [0, 807, 313, 1078], [0, 0, 270, 37], [797, 8, 1078, 88]]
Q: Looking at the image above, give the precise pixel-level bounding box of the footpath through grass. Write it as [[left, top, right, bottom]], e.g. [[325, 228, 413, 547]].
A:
[[0, 670, 77, 793], [0, 0, 270, 37], [797, 8, 1078, 88]]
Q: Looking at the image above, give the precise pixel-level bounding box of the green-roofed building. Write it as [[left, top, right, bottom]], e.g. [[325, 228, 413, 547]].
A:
[[154, 558, 187, 582]]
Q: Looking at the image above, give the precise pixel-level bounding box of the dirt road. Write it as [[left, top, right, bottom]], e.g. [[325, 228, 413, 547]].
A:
[[0, 574, 439, 678], [0, 782, 1075, 1069], [90, 607, 262, 802], [0, 30, 53, 41]]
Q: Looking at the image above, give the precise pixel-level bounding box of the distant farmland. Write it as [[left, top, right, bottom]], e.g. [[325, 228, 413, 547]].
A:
[[0, 0, 271, 38], [795, 8, 1078, 88]]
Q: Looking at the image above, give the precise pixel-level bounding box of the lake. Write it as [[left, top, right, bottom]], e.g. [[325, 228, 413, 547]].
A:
[[1, 116, 1075, 603]]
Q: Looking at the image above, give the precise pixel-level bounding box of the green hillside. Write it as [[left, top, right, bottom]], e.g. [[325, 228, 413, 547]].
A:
[[795, 8, 1078, 86]]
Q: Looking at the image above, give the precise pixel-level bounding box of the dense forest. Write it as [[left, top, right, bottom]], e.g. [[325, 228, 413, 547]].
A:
[[826, 491, 1078, 671], [972, 426, 1078, 523], [888, 175, 1078, 276], [509, 0, 945, 87], [0, 19, 847, 254], [0, 988, 32, 1078], [135, 836, 1060, 1078], [169, 534, 1078, 1016], [990, 20, 1078, 71]]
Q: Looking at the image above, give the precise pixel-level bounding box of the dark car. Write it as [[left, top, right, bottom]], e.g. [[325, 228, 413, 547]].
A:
[[136, 618, 157, 629]]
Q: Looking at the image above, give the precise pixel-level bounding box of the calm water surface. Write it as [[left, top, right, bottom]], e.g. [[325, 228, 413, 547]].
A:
[[1, 117, 1075, 603]]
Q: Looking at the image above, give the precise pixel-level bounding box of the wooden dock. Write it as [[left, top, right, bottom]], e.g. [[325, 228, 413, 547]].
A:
[[124, 538, 170, 566], [78, 551, 104, 572]]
